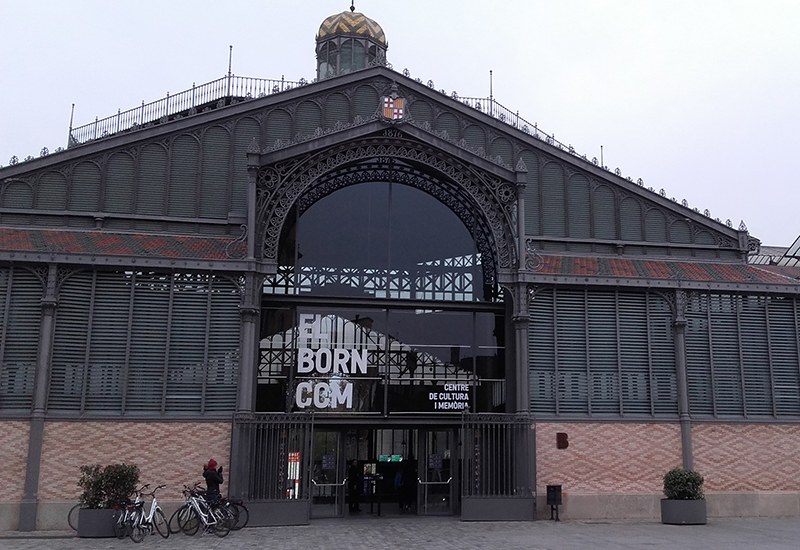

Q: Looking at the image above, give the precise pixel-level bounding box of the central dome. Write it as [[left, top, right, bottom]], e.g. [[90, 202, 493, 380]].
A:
[[317, 10, 386, 46]]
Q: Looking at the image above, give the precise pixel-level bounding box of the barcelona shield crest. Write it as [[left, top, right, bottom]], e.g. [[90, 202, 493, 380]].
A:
[[382, 96, 405, 120]]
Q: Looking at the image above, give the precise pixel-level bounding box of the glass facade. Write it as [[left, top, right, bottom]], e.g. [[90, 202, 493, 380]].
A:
[[259, 181, 505, 414], [257, 305, 505, 414]]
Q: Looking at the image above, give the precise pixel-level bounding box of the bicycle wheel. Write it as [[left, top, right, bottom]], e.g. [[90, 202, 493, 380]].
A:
[[169, 505, 191, 534], [181, 507, 200, 536], [112, 508, 128, 539], [129, 509, 147, 543], [231, 502, 249, 530], [67, 503, 82, 531], [153, 508, 169, 539], [224, 502, 240, 529], [210, 506, 231, 538]]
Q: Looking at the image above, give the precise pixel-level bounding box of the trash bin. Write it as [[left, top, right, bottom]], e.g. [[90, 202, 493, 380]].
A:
[[546, 485, 562, 506]]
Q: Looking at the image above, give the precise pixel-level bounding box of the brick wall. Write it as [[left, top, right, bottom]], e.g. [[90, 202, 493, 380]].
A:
[[38, 421, 231, 502], [694, 423, 800, 492], [535, 422, 682, 494], [2, 421, 30, 501]]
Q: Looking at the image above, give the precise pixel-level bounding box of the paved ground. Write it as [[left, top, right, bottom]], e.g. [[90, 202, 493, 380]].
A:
[[3, 516, 800, 549]]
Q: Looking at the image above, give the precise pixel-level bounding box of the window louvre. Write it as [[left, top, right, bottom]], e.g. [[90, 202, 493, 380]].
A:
[[49, 270, 240, 415], [529, 287, 676, 417], [0, 267, 42, 411]]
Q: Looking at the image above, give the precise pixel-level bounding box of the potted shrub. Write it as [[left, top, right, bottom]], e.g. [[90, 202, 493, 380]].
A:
[[77, 463, 140, 537], [660, 467, 707, 525]]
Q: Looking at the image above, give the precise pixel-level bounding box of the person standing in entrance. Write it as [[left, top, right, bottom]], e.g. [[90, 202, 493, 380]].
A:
[[348, 460, 362, 512], [203, 459, 224, 503]]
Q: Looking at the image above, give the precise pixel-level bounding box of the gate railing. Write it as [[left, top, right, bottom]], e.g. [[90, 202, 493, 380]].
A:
[[461, 413, 533, 498], [233, 412, 314, 501]]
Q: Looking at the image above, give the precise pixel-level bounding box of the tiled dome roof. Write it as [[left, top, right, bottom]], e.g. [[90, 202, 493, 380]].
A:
[[317, 10, 386, 45]]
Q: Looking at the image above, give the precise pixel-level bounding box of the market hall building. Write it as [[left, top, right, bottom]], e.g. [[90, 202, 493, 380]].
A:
[[2, 7, 800, 531]]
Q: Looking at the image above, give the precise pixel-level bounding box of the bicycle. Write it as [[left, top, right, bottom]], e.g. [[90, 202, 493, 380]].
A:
[[127, 484, 169, 542], [169, 484, 232, 537], [220, 497, 249, 530], [112, 487, 143, 539]]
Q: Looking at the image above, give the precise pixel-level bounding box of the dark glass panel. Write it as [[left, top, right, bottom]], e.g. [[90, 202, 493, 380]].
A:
[[286, 182, 482, 300]]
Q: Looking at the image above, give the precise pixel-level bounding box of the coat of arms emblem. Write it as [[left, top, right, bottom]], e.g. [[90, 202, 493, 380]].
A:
[[382, 96, 405, 120]]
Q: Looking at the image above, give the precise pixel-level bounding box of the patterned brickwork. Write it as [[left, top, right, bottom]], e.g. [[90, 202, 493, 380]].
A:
[[535, 422, 682, 494], [2, 421, 30, 501], [38, 421, 231, 502], [694, 424, 800, 492]]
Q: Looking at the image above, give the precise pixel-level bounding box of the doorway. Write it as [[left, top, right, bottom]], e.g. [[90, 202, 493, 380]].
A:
[[309, 427, 458, 518]]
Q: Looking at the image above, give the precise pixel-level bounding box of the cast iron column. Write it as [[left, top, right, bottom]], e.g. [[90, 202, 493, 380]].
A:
[[514, 161, 530, 414], [19, 264, 58, 531], [673, 289, 693, 470]]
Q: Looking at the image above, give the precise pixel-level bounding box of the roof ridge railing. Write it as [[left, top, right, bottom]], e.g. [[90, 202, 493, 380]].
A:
[[459, 96, 579, 159], [68, 74, 305, 147]]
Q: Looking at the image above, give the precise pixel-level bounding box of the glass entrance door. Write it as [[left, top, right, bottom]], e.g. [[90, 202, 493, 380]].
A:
[[310, 430, 345, 518], [417, 429, 457, 515]]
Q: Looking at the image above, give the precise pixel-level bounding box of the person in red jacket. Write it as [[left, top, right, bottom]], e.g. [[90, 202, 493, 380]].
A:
[[203, 459, 224, 502]]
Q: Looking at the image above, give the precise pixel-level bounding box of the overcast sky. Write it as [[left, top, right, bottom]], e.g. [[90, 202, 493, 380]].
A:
[[2, 0, 798, 246]]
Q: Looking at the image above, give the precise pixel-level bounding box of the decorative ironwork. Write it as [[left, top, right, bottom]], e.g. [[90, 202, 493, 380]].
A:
[[224, 224, 248, 259], [524, 240, 544, 272], [256, 133, 517, 276]]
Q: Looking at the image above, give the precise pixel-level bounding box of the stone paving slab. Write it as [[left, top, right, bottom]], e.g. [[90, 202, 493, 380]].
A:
[[2, 516, 800, 549]]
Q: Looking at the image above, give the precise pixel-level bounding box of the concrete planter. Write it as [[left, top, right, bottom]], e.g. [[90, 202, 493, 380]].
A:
[[77, 508, 117, 538], [660, 499, 707, 525]]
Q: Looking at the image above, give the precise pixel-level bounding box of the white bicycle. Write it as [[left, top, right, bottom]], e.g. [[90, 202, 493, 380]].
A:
[[170, 484, 232, 537], [128, 484, 169, 542]]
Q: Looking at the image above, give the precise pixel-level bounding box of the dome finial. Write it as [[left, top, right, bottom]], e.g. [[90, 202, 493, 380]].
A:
[[350, 1, 355, 12]]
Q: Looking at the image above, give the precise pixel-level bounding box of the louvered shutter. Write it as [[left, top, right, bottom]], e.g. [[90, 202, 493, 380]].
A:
[[553, 289, 588, 414], [136, 143, 168, 223], [0, 267, 42, 411], [620, 198, 643, 241], [490, 138, 512, 166], [740, 296, 773, 416], [529, 288, 556, 414], [168, 134, 200, 218], [203, 277, 241, 411], [325, 92, 350, 129], [618, 291, 651, 414], [84, 272, 128, 411], [769, 298, 800, 416], [231, 117, 260, 216], [265, 109, 292, 145], [200, 126, 231, 219], [587, 290, 619, 414], [437, 112, 459, 141], [464, 125, 486, 154], [353, 85, 378, 119], [710, 294, 745, 416], [592, 185, 616, 240], [567, 175, 590, 239], [295, 101, 321, 137], [105, 152, 135, 215], [166, 275, 209, 412], [126, 273, 171, 412], [541, 163, 566, 238], [648, 294, 677, 415], [49, 271, 94, 412], [69, 161, 101, 213]]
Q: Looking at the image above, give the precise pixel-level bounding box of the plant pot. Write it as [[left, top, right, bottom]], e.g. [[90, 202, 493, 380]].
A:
[[77, 508, 117, 538], [660, 499, 707, 525]]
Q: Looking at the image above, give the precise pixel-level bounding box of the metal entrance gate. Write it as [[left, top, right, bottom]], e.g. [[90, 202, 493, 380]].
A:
[[232, 413, 535, 524], [460, 413, 536, 520], [232, 413, 314, 525]]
